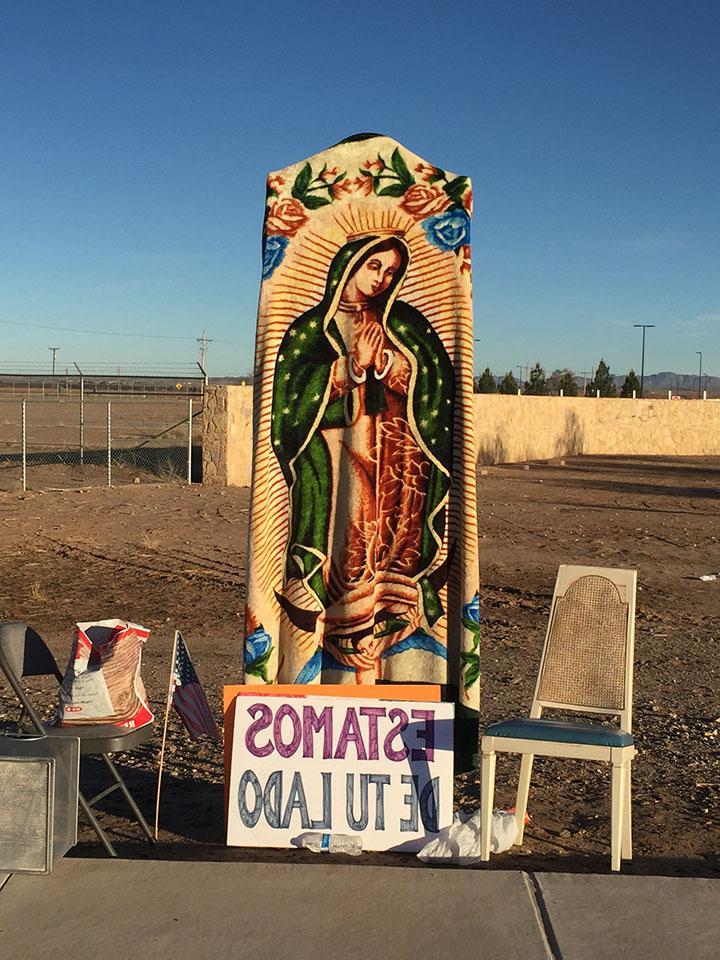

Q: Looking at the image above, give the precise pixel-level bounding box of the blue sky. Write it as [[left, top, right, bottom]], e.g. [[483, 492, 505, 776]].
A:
[[1, 0, 718, 378]]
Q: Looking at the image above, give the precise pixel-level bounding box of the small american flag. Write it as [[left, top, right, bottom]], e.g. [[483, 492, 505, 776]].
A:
[[171, 632, 220, 741]]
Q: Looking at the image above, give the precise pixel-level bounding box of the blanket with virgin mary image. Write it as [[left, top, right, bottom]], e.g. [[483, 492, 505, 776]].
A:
[[244, 133, 480, 724]]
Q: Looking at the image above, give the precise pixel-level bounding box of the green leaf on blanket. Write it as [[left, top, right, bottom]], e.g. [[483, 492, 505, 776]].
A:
[[245, 648, 273, 683], [374, 616, 410, 638], [444, 176, 469, 205], [378, 183, 408, 198], [303, 195, 332, 209], [391, 148, 414, 187], [462, 658, 480, 691], [292, 162, 312, 200]]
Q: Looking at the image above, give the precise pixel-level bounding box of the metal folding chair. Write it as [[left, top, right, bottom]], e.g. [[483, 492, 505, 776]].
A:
[[480, 565, 637, 871], [0, 620, 155, 857]]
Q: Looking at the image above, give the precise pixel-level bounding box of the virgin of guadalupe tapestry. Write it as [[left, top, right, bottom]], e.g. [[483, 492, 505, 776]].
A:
[[244, 133, 480, 726]]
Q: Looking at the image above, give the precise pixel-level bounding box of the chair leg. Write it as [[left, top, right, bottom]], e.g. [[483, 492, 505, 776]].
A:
[[622, 761, 632, 860], [480, 749, 496, 861], [514, 753, 534, 845], [101, 754, 155, 842], [77, 790, 117, 858], [610, 759, 626, 872]]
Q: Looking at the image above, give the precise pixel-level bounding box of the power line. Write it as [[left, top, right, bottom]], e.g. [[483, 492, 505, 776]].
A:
[[0, 360, 202, 376], [0, 316, 244, 346], [0, 317, 193, 340]]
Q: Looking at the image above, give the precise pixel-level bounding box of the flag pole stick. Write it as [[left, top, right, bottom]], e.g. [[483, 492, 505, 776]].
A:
[[154, 630, 178, 840]]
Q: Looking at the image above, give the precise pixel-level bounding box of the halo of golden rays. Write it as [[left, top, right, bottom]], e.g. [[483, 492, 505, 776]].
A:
[[256, 201, 472, 405]]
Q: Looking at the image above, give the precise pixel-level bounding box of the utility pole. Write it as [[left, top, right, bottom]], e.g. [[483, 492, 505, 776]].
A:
[[633, 324, 655, 398], [578, 370, 592, 396], [196, 329, 213, 370], [49, 346, 60, 376], [696, 351, 703, 399]]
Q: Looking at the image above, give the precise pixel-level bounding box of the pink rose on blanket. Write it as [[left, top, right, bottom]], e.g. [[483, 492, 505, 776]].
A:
[[363, 158, 385, 174], [353, 175, 374, 196], [331, 178, 353, 200], [267, 174, 285, 195], [265, 198, 308, 237], [415, 161, 440, 182], [400, 183, 452, 219]]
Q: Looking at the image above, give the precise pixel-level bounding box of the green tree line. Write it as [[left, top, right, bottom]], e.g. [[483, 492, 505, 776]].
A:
[[474, 360, 642, 398]]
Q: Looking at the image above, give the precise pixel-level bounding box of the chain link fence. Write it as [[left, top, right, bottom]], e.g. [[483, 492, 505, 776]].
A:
[[0, 394, 203, 492]]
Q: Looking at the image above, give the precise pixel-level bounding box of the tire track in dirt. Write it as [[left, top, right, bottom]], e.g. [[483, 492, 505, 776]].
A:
[[42, 535, 247, 595]]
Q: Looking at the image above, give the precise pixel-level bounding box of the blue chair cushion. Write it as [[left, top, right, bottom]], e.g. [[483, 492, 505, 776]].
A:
[[485, 718, 633, 748]]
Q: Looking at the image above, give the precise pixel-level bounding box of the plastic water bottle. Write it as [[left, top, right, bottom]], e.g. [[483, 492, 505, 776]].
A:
[[298, 832, 363, 856]]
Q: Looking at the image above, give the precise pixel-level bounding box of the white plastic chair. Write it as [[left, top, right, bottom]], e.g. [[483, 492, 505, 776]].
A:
[[480, 565, 637, 871]]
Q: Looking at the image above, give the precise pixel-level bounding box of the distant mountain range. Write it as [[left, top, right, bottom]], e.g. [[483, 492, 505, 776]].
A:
[[612, 371, 718, 390]]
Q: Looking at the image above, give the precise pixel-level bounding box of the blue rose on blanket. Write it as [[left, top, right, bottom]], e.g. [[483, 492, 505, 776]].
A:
[[422, 209, 471, 252], [244, 625, 273, 681], [262, 235, 289, 279], [460, 593, 481, 691], [462, 593, 480, 627]]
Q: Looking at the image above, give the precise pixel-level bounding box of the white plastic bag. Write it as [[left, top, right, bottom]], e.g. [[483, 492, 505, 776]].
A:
[[417, 809, 520, 864], [57, 619, 153, 728]]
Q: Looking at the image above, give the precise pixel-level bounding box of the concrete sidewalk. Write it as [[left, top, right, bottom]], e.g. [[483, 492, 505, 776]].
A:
[[0, 860, 718, 960]]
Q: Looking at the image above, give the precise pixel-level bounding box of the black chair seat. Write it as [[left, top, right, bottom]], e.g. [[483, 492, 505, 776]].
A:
[[44, 722, 153, 755]]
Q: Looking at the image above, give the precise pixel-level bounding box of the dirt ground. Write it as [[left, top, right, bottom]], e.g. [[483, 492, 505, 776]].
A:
[[1, 455, 718, 876]]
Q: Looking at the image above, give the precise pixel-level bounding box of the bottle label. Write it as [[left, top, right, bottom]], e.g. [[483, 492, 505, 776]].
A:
[[321, 834, 330, 851]]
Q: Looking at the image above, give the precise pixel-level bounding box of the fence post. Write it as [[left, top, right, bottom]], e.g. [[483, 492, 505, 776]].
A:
[[187, 397, 193, 485], [107, 400, 112, 487], [21, 400, 27, 492], [79, 378, 85, 467]]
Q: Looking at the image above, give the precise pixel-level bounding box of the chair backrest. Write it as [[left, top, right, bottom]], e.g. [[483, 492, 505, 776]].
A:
[[0, 621, 63, 732], [0, 621, 62, 681], [531, 565, 637, 731]]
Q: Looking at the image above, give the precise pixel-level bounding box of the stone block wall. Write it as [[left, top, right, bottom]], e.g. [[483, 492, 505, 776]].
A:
[[203, 385, 720, 486], [202, 384, 253, 486]]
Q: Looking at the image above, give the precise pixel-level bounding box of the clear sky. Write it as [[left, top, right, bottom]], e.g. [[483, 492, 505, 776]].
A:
[[1, 0, 718, 379]]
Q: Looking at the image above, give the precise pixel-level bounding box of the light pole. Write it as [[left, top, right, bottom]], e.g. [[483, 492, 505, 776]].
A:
[[196, 329, 213, 370], [696, 351, 703, 399], [49, 346, 60, 377], [633, 324, 654, 398]]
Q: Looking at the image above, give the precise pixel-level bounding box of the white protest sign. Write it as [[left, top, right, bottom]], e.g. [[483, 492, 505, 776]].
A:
[[227, 694, 454, 852]]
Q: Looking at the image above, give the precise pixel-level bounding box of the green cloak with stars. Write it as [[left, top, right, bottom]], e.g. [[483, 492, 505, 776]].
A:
[[271, 233, 455, 626]]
